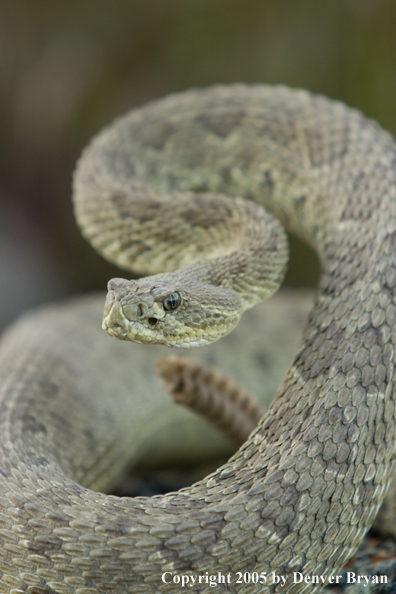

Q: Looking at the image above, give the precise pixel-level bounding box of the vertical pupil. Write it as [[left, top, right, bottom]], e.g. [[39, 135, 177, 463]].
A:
[[164, 293, 180, 310]]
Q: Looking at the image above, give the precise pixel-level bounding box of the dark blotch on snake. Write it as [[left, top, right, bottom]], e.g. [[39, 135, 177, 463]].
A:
[[195, 108, 247, 138], [20, 414, 47, 435]]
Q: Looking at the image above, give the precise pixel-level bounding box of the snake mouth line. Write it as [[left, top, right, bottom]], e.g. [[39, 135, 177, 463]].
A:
[[102, 313, 161, 344]]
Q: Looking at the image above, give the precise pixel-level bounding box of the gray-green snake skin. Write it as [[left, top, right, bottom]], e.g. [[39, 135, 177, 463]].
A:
[[1, 84, 396, 593]]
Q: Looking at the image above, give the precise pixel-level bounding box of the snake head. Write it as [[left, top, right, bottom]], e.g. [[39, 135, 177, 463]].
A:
[[102, 273, 242, 348]]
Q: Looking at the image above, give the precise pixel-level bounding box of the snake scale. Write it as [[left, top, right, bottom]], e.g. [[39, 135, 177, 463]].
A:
[[0, 84, 396, 593]]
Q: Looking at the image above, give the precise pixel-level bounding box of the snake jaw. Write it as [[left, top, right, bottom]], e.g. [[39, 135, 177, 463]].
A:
[[102, 276, 237, 348], [103, 267, 248, 347], [103, 295, 203, 348]]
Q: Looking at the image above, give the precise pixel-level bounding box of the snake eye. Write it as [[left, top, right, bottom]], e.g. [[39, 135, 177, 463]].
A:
[[163, 292, 181, 311]]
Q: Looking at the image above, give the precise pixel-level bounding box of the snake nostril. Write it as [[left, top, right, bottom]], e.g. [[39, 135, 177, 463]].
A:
[[148, 318, 158, 326]]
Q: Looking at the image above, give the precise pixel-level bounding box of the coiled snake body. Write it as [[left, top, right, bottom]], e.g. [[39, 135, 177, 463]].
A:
[[0, 85, 396, 593]]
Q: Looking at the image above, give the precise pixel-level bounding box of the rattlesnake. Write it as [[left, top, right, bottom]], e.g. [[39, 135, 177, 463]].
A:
[[0, 84, 395, 593]]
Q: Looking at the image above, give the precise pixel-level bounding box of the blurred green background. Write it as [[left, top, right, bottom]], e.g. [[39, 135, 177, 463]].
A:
[[1, 0, 396, 329]]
